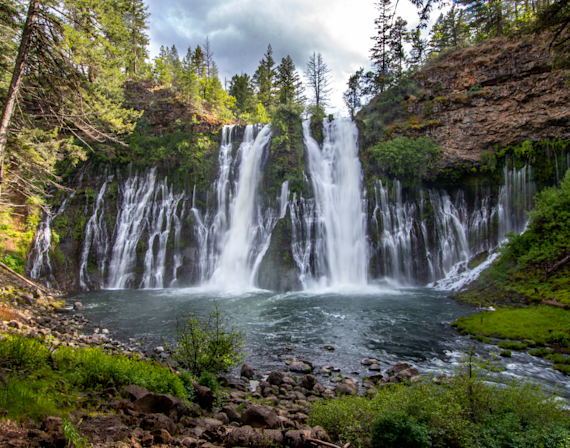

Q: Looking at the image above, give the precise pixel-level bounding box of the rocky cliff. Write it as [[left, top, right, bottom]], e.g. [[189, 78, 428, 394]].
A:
[[359, 36, 570, 170]]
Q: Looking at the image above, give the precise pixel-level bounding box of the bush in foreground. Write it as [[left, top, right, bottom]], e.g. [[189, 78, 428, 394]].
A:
[[309, 354, 570, 448], [171, 300, 245, 376]]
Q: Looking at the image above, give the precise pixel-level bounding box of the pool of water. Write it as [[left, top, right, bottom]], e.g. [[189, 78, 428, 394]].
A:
[[68, 284, 570, 398]]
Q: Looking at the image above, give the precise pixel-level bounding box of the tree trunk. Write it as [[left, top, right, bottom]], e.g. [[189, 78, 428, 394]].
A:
[[0, 0, 40, 197]]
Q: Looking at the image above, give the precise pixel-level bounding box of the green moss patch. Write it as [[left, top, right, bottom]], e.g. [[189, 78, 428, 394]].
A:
[[452, 306, 570, 345]]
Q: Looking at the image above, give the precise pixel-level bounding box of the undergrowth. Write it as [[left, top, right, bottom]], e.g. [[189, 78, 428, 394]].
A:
[[0, 334, 186, 421]]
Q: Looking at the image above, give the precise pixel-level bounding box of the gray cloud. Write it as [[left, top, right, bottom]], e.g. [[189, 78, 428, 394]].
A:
[[145, 0, 424, 113]]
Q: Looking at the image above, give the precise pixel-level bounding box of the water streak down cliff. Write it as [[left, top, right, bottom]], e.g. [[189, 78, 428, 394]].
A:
[[28, 119, 537, 292]]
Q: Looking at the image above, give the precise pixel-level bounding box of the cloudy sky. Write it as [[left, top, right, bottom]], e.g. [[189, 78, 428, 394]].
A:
[[144, 0, 433, 115]]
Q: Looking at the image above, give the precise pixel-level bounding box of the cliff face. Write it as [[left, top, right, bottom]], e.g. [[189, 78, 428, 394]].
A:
[[363, 36, 570, 169]]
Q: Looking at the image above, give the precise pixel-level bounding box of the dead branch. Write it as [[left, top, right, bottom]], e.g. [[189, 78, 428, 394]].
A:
[[307, 438, 350, 448], [544, 254, 570, 281]]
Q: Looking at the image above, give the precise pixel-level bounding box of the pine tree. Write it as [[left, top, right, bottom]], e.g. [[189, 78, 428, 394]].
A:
[[229, 73, 255, 114], [389, 17, 408, 81], [304, 52, 331, 110], [180, 46, 199, 104], [203, 37, 214, 79], [119, 0, 150, 76], [276, 56, 305, 106], [192, 45, 206, 78], [406, 26, 428, 69], [459, 0, 506, 37], [253, 44, 277, 109], [370, 0, 393, 92]]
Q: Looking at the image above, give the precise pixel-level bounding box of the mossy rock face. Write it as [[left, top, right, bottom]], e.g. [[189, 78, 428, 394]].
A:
[[468, 251, 489, 270], [256, 210, 301, 292]]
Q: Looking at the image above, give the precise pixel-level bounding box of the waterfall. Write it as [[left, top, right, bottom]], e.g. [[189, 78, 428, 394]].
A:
[[301, 118, 368, 288], [107, 169, 157, 289], [79, 174, 113, 289], [28, 172, 83, 286], [139, 179, 184, 289]]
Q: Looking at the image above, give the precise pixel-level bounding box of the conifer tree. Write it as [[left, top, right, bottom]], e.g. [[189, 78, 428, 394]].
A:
[[229, 73, 255, 114], [389, 17, 408, 81], [253, 44, 277, 109], [119, 0, 150, 76], [192, 45, 206, 78], [406, 26, 428, 69], [370, 0, 393, 93], [276, 56, 305, 106]]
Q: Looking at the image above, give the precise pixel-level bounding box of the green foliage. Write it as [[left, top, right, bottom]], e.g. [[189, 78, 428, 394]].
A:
[[53, 346, 186, 396], [310, 354, 570, 448], [198, 372, 220, 396], [372, 411, 432, 448], [62, 418, 88, 448], [498, 341, 528, 350], [369, 137, 441, 182], [171, 300, 246, 376], [494, 169, 570, 272], [178, 371, 196, 402], [360, 78, 421, 144], [0, 335, 186, 421], [0, 252, 26, 275], [452, 307, 570, 345]]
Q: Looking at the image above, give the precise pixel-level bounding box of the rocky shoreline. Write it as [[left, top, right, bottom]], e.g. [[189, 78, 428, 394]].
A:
[[0, 270, 424, 448]]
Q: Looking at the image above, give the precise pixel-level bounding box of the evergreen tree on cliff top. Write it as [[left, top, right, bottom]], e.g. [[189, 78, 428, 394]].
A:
[[253, 45, 277, 109], [276, 55, 305, 106]]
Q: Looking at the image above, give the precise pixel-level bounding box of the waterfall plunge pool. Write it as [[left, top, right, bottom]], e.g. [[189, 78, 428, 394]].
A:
[[68, 286, 570, 399]]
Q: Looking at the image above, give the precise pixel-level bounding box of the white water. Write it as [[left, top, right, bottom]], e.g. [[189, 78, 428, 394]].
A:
[[139, 179, 184, 289], [79, 174, 113, 289], [301, 118, 368, 288], [28, 172, 83, 287], [107, 169, 157, 289]]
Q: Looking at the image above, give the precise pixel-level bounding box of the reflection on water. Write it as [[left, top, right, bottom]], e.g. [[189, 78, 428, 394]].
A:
[[68, 286, 570, 399]]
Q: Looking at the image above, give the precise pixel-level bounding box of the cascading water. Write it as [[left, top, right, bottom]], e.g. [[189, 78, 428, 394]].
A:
[[28, 172, 84, 287], [79, 174, 113, 289], [208, 124, 274, 290], [107, 169, 158, 289], [300, 118, 368, 288], [139, 180, 184, 289]]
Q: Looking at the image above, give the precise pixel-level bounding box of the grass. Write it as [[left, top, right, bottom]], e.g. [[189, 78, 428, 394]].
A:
[[452, 306, 570, 345], [0, 334, 187, 421], [309, 358, 570, 448]]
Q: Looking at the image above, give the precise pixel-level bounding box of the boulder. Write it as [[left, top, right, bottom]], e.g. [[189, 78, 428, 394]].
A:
[[241, 364, 255, 379], [396, 367, 421, 383], [241, 404, 279, 429], [298, 374, 318, 391], [290, 362, 312, 373], [133, 393, 188, 421], [140, 413, 177, 436], [267, 370, 284, 385], [361, 358, 380, 366], [73, 302, 84, 311], [222, 403, 241, 422], [386, 361, 412, 376], [213, 411, 229, 425], [192, 381, 217, 410], [335, 378, 359, 396], [368, 373, 384, 384], [124, 385, 150, 402], [151, 428, 173, 444], [42, 416, 62, 434], [284, 429, 309, 448]]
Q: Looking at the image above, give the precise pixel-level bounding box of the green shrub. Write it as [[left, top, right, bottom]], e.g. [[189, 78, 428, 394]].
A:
[[371, 411, 431, 448], [498, 341, 528, 350], [0, 253, 26, 275], [369, 137, 441, 182], [171, 300, 245, 376], [547, 331, 570, 346], [178, 371, 196, 402], [309, 354, 570, 448], [198, 372, 219, 396]]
